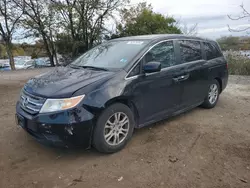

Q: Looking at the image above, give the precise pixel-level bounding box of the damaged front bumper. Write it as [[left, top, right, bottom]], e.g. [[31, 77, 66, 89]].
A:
[[16, 102, 95, 148]]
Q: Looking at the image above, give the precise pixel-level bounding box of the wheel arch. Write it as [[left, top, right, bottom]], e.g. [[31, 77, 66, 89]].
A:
[[104, 97, 140, 127], [214, 77, 222, 93]]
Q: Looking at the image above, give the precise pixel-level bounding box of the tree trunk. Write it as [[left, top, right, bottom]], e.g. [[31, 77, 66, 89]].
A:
[[49, 29, 59, 66], [48, 52, 55, 67], [41, 32, 55, 67], [5, 41, 15, 70], [53, 47, 59, 66], [49, 54, 54, 67]]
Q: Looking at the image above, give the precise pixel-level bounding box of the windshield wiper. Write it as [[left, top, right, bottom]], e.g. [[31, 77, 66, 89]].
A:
[[78, 65, 108, 71], [69, 64, 108, 71], [69, 64, 81, 69]]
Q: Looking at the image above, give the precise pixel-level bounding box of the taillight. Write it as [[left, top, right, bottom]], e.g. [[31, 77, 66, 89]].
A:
[[226, 63, 228, 69]]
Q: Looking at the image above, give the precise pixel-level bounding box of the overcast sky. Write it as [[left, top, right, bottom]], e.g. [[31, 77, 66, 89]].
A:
[[132, 0, 250, 39], [12, 0, 250, 43]]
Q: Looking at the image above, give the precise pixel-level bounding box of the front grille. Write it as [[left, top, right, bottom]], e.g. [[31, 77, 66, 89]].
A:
[[20, 90, 46, 114]]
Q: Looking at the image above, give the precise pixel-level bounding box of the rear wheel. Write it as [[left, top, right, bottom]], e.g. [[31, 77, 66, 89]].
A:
[[93, 103, 135, 153], [201, 79, 220, 109]]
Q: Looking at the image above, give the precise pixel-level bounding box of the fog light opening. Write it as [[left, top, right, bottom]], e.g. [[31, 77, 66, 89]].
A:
[[41, 123, 51, 129], [65, 125, 74, 135]]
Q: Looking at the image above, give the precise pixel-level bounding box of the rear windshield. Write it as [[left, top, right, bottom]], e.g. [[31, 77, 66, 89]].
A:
[[71, 40, 149, 69]]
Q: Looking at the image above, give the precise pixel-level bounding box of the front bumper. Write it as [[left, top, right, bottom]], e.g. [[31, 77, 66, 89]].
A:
[[16, 102, 95, 148]]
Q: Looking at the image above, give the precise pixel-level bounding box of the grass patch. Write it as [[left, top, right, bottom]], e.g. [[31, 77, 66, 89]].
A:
[[224, 52, 250, 75]]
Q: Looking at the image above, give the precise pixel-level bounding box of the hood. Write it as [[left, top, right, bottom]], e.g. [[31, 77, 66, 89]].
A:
[[24, 67, 115, 98]]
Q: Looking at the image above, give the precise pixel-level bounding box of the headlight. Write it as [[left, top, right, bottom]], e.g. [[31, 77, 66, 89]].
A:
[[40, 95, 85, 113]]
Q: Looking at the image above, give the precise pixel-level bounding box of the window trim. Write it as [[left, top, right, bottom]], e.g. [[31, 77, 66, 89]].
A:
[[203, 41, 223, 60], [127, 61, 141, 78], [178, 40, 203, 64], [125, 38, 210, 80], [125, 39, 175, 80]]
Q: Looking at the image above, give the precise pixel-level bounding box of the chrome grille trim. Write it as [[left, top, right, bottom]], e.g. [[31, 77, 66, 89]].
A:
[[27, 98, 43, 106], [26, 105, 40, 112], [19, 89, 46, 114]]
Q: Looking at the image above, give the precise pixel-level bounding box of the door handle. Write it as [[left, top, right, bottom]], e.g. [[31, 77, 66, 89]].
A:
[[178, 74, 189, 81], [173, 74, 189, 82], [172, 77, 180, 82]]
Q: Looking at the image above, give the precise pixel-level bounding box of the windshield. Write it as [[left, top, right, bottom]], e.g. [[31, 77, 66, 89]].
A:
[[15, 60, 25, 65], [70, 40, 149, 70]]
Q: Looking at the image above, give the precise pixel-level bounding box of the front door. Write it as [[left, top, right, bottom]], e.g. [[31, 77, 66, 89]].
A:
[[176, 40, 209, 108], [130, 40, 182, 126]]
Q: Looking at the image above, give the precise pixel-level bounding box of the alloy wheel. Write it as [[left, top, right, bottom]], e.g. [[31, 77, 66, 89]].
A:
[[104, 112, 130, 146], [208, 84, 218, 104]]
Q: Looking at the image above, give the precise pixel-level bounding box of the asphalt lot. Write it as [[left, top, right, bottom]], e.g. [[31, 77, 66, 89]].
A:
[[0, 69, 250, 188]]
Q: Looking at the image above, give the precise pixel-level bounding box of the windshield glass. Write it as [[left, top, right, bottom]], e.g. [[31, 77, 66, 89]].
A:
[[70, 40, 149, 69], [15, 60, 25, 65]]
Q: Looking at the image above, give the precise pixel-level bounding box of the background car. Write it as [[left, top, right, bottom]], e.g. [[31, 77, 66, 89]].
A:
[[0, 64, 11, 71], [14, 56, 31, 61], [34, 58, 51, 68], [15, 59, 35, 69], [0, 59, 11, 71]]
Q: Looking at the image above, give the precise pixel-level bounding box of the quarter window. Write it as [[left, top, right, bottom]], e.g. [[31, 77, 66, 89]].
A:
[[128, 62, 140, 77], [204, 42, 222, 60], [144, 41, 176, 68], [179, 40, 202, 63]]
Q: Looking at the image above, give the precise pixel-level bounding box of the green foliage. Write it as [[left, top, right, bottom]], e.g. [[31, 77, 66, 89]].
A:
[[0, 44, 7, 58], [217, 36, 250, 51], [0, 44, 26, 58], [12, 46, 25, 56], [20, 41, 47, 57], [225, 53, 250, 75], [121, 10, 181, 36], [55, 33, 86, 56], [51, 0, 128, 57], [0, 42, 48, 59], [31, 51, 38, 59], [110, 2, 181, 39], [218, 36, 250, 75]]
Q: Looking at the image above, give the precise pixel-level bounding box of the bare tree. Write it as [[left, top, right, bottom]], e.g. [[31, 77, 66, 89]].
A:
[[228, 3, 250, 33], [51, 0, 128, 56], [181, 23, 198, 36], [0, 0, 24, 70], [14, 0, 59, 66]]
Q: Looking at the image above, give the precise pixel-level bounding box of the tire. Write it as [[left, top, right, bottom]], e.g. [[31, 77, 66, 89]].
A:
[[92, 103, 135, 153], [201, 79, 220, 109]]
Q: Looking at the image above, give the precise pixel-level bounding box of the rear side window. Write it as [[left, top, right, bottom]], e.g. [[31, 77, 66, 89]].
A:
[[144, 41, 176, 68], [204, 42, 222, 60], [179, 40, 202, 63]]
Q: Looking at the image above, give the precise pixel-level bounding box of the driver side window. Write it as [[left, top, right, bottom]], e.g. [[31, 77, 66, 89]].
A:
[[144, 41, 176, 69]]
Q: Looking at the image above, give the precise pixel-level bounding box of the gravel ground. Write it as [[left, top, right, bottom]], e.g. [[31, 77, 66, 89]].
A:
[[0, 69, 250, 188]]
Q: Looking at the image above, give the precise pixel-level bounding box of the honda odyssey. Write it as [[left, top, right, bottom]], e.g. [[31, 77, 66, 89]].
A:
[[16, 34, 228, 153]]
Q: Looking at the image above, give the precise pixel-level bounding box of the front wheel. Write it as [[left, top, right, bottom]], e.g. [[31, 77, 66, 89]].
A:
[[92, 103, 135, 153], [201, 79, 220, 109]]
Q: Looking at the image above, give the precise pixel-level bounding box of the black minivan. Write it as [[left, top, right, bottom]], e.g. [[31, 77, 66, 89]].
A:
[[16, 34, 228, 153]]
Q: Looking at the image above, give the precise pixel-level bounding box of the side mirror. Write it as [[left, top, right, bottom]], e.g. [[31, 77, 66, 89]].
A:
[[143, 61, 161, 73]]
